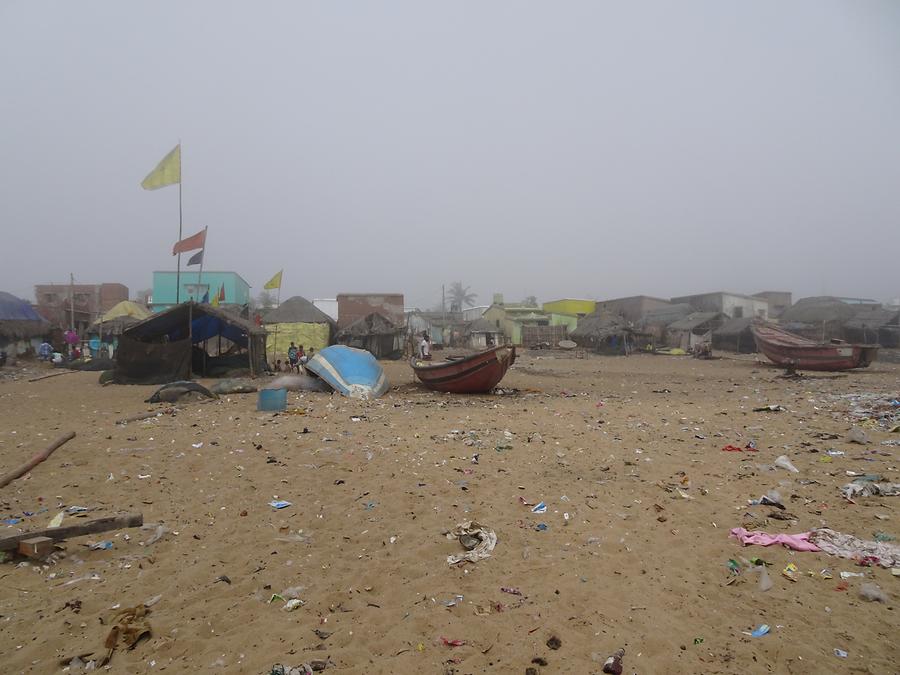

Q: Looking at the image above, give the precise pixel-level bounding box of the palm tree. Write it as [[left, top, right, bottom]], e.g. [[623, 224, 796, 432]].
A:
[[447, 282, 477, 312]]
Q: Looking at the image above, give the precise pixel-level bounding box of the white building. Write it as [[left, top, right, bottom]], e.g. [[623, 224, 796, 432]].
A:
[[312, 298, 338, 321], [670, 291, 769, 320]]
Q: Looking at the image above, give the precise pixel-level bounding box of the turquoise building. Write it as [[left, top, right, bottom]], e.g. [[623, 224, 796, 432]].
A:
[[150, 271, 252, 312]]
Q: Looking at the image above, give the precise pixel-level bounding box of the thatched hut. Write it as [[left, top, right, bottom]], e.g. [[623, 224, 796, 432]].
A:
[[667, 312, 726, 350], [712, 317, 756, 353], [570, 310, 648, 354], [335, 312, 402, 359], [778, 297, 858, 341], [262, 296, 335, 358], [844, 308, 900, 348], [0, 291, 49, 355]]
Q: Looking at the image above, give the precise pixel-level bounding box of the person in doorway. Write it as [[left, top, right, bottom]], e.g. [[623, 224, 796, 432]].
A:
[[419, 332, 432, 360]]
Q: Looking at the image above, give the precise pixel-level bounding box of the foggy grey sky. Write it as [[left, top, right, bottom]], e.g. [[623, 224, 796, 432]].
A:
[[2, 1, 899, 309]]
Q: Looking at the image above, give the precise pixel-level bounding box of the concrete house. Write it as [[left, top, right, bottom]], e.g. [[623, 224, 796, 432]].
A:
[[596, 295, 672, 323], [671, 291, 769, 320]]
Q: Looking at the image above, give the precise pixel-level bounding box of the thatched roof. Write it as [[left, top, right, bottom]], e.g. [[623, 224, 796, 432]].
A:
[[0, 292, 48, 340], [571, 310, 630, 339], [779, 297, 858, 324], [714, 316, 754, 336], [336, 312, 399, 338], [845, 308, 900, 330], [263, 296, 335, 325], [641, 303, 693, 326], [669, 312, 725, 331]]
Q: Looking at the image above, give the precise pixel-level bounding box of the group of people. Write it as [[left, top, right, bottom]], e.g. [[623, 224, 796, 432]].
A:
[[270, 342, 310, 373]]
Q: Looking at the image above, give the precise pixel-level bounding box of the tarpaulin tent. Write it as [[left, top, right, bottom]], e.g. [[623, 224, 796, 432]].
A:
[[114, 302, 266, 383]]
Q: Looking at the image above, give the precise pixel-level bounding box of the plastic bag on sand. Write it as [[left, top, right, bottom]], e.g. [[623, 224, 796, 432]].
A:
[[447, 521, 497, 565], [774, 455, 799, 473], [751, 564, 773, 592], [859, 583, 889, 603], [142, 524, 169, 546]]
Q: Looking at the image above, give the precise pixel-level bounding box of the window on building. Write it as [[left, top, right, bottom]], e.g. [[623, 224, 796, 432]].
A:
[[184, 284, 210, 299], [733, 307, 744, 318]]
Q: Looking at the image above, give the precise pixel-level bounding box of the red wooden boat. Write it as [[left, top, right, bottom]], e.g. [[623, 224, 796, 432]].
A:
[[751, 320, 878, 371], [410, 346, 516, 393]]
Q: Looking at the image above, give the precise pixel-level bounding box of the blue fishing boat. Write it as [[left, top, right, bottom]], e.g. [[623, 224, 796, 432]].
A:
[[306, 345, 389, 399]]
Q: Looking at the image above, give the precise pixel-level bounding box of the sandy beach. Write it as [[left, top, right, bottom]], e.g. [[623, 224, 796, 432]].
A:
[[0, 351, 897, 674]]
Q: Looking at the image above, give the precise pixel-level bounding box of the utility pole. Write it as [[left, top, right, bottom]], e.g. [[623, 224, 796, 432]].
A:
[[69, 273, 75, 331]]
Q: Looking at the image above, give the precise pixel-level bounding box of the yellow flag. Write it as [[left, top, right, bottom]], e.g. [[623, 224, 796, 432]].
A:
[[264, 270, 283, 290], [211, 285, 220, 307], [141, 144, 181, 190]]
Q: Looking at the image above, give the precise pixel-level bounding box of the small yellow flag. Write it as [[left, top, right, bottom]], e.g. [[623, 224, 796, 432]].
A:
[[264, 270, 283, 290], [141, 144, 181, 190], [211, 285, 221, 307]]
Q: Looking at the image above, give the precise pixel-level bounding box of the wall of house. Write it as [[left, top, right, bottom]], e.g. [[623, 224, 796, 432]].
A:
[[265, 322, 331, 357], [463, 306, 489, 322], [549, 313, 579, 332], [151, 271, 251, 311], [336, 294, 404, 329], [672, 293, 768, 320], [597, 296, 671, 323], [542, 299, 596, 316]]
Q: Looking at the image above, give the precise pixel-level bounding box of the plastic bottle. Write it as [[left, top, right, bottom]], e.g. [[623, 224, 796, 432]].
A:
[[602, 648, 625, 675]]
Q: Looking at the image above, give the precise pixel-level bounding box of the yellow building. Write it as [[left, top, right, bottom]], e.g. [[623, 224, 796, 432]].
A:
[[541, 299, 596, 316]]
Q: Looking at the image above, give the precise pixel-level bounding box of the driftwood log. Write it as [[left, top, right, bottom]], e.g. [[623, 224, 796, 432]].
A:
[[0, 431, 76, 489], [0, 513, 144, 551]]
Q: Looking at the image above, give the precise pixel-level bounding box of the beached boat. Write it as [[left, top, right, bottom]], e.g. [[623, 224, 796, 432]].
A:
[[751, 321, 879, 371], [306, 345, 389, 398], [410, 346, 516, 393]]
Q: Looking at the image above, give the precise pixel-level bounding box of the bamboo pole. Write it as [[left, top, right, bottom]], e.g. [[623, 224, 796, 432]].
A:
[[28, 370, 77, 383], [0, 513, 143, 551], [0, 432, 76, 488]]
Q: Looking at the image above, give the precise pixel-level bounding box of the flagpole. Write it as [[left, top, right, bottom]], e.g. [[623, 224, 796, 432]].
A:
[[273, 282, 282, 364], [197, 226, 207, 300], [176, 140, 183, 304]]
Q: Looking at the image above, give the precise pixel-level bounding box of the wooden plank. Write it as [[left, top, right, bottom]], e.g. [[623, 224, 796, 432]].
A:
[[0, 513, 143, 551]]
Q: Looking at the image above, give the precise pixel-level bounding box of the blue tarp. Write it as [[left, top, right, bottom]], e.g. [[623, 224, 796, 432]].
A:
[[0, 292, 42, 321]]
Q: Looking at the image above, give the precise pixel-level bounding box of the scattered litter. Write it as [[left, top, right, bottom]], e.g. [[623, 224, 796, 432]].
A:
[[531, 501, 547, 514], [90, 540, 113, 550], [810, 528, 900, 568], [269, 500, 292, 510], [833, 649, 848, 658], [440, 637, 466, 647], [774, 455, 799, 473], [749, 624, 770, 637], [847, 427, 870, 445], [841, 482, 900, 500], [283, 598, 305, 611], [446, 521, 497, 565], [753, 405, 786, 412], [858, 583, 889, 603]]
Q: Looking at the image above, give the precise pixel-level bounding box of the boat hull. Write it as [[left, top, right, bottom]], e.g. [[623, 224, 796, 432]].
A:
[[411, 346, 516, 393], [306, 345, 389, 398], [751, 322, 878, 371]]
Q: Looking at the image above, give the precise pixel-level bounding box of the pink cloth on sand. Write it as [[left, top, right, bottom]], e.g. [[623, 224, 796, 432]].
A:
[[729, 527, 822, 552]]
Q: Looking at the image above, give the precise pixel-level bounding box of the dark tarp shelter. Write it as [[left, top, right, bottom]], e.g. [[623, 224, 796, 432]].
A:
[[335, 312, 402, 359], [712, 317, 756, 353], [114, 302, 267, 384]]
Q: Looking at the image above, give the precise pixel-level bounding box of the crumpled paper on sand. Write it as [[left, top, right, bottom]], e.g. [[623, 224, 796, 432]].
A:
[[447, 521, 497, 565]]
